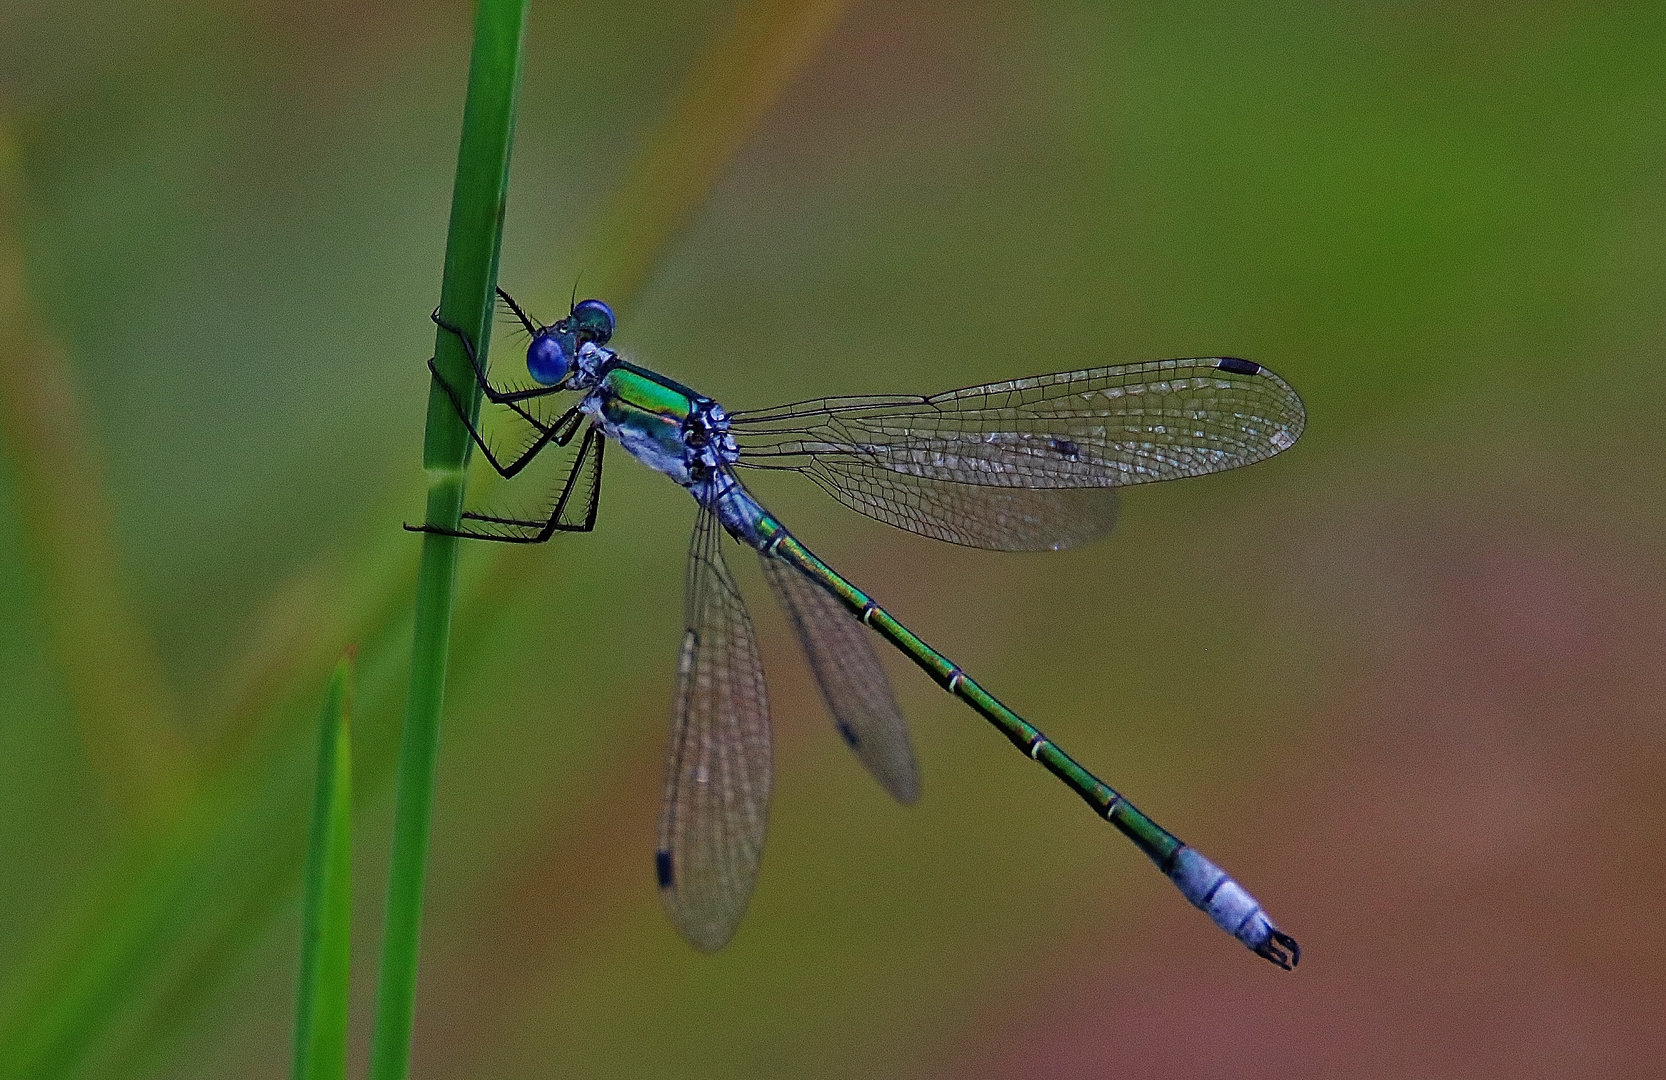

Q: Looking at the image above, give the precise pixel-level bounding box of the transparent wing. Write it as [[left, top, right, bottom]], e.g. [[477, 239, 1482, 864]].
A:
[[655, 507, 772, 952], [733, 358, 1305, 490], [760, 552, 919, 804], [799, 460, 1121, 551]]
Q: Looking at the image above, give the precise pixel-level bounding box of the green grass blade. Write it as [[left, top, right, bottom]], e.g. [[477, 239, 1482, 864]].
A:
[[368, 3, 529, 1080], [0, 601, 409, 1080], [293, 655, 353, 1080]]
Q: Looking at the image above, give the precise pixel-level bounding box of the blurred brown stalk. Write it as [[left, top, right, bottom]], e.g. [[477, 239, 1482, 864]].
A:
[[0, 119, 194, 828]]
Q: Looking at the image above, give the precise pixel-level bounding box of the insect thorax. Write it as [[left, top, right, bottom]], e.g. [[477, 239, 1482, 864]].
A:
[[685, 399, 739, 485], [586, 361, 739, 491]]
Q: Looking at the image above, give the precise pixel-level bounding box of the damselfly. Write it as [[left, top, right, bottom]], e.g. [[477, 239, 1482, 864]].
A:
[[410, 291, 1305, 969]]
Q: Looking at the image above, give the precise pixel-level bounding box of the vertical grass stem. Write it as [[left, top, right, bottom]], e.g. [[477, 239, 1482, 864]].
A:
[[368, 3, 529, 1079]]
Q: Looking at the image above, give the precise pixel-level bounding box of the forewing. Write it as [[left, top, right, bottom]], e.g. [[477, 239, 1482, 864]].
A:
[[760, 553, 919, 803], [734, 359, 1305, 489], [802, 461, 1121, 551], [655, 508, 772, 952]]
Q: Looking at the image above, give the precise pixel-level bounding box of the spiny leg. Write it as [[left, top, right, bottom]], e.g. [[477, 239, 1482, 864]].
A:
[[404, 427, 605, 544], [430, 305, 564, 410], [425, 354, 581, 479], [495, 287, 539, 337]]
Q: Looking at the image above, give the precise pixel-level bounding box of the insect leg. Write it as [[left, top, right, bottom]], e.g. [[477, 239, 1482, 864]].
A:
[[426, 356, 579, 479], [430, 306, 564, 409], [404, 430, 605, 544]]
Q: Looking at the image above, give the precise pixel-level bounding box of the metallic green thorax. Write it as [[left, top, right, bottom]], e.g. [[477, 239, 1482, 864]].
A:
[[596, 362, 706, 484], [765, 531, 1184, 871], [603, 361, 703, 418]]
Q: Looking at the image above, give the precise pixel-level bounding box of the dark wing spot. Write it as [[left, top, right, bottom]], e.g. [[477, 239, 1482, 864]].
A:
[[655, 849, 674, 888], [835, 720, 861, 749], [1048, 438, 1082, 461], [1216, 357, 1261, 376]]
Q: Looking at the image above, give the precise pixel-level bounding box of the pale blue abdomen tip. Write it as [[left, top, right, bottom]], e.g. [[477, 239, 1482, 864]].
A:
[[1171, 847, 1262, 938], [1169, 847, 1301, 970]]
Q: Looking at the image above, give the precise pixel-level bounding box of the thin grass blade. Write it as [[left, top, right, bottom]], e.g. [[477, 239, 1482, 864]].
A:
[[370, 2, 530, 1078], [292, 655, 353, 1080]]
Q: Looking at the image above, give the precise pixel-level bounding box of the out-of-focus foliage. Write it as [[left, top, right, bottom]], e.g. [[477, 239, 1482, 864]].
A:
[[0, 1, 1663, 1078]]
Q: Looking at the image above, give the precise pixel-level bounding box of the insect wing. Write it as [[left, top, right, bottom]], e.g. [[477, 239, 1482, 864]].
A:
[[655, 509, 772, 951], [761, 553, 920, 803], [800, 461, 1121, 551], [734, 359, 1305, 490]]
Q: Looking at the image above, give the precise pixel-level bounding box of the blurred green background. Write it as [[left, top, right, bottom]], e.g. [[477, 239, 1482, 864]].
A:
[[3, 0, 1665, 1076]]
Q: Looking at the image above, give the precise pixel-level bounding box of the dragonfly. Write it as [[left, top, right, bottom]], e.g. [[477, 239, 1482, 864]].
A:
[[410, 289, 1306, 969]]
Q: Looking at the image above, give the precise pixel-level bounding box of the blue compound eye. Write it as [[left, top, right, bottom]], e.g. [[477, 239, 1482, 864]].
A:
[[526, 331, 573, 385], [569, 298, 615, 345]]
